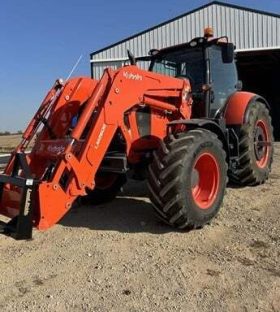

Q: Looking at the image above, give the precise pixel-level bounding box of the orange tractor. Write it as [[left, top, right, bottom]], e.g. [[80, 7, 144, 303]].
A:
[[0, 30, 273, 239]]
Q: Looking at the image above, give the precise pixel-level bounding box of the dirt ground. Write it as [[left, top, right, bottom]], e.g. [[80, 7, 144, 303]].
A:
[[0, 143, 279, 312], [0, 134, 35, 154], [0, 134, 22, 153]]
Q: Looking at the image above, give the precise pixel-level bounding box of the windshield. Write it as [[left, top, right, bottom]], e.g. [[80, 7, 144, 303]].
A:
[[150, 47, 205, 92]]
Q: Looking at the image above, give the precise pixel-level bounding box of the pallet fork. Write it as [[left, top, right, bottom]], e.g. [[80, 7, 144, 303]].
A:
[[0, 153, 36, 239]]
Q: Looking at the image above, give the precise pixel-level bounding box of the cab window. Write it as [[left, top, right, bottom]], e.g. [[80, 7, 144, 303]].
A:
[[208, 45, 238, 116]]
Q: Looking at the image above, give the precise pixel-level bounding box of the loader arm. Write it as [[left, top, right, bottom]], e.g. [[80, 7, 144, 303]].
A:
[[0, 65, 191, 238]]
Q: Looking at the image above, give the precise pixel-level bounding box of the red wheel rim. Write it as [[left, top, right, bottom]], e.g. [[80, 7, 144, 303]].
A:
[[254, 120, 270, 168], [191, 152, 220, 210]]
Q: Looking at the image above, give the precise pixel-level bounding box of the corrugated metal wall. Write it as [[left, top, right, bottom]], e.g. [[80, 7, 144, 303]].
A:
[[91, 3, 280, 78]]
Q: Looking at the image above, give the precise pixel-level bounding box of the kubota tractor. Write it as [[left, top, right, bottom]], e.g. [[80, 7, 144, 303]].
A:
[[0, 30, 273, 239]]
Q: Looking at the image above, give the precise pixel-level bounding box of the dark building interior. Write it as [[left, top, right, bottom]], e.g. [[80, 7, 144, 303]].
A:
[[237, 49, 280, 140]]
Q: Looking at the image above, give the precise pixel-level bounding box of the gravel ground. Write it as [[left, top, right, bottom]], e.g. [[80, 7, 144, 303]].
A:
[[0, 144, 279, 312]]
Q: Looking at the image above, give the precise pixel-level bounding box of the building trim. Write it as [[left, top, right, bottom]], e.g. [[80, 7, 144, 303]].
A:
[[90, 57, 128, 63], [236, 46, 280, 53]]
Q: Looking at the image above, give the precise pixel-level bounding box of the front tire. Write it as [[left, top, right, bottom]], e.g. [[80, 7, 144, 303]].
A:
[[83, 173, 126, 205], [147, 129, 227, 230], [229, 101, 274, 186]]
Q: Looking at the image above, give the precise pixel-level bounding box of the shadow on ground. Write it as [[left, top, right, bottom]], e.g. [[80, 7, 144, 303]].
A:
[[60, 180, 175, 235]]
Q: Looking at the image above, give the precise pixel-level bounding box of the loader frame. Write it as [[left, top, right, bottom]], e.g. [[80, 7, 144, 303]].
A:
[[0, 67, 191, 239]]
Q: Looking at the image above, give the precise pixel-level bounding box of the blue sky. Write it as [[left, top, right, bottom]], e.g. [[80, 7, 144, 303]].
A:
[[0, 0, 279, 132]]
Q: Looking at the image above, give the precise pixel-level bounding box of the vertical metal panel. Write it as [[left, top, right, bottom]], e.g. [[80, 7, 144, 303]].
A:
[[91, 3, 280, 78]]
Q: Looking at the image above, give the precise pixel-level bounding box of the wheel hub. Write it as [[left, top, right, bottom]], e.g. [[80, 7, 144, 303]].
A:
[[191, 152, 220, 210], [254, 119, 270, 168], [254, 125, 266, 161]]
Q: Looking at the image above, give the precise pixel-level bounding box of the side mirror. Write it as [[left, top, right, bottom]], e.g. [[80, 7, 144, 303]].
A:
[[222, 43, 234, 63]]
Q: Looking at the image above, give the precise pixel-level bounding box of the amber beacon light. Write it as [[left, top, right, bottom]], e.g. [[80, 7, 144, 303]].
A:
[[204, 27, 214, 38]]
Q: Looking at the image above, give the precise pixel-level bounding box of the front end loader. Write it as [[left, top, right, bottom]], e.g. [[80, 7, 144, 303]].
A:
[[0, 29, 273, 239]]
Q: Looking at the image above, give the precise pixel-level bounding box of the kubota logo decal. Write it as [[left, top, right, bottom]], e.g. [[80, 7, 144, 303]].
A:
[[123, 71, 143, 81], [95, 124, 107, 149], [47, 145, 65, 153]]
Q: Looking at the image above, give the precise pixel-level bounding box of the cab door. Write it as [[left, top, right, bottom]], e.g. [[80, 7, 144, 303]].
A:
[[208, 45, 238, 117]]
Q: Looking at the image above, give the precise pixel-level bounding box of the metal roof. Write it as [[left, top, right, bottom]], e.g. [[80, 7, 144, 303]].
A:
[[91, 1, 280, 57], [90, 1, 280, 78]]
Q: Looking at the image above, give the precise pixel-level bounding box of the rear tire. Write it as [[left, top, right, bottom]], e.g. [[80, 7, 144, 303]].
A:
[[147, 129, 227, 230], [83, 173, 126, 205], [229, 101, 274, 186]]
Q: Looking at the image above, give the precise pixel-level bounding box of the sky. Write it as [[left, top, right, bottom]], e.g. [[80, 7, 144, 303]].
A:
[[0, 0, 279, 132]]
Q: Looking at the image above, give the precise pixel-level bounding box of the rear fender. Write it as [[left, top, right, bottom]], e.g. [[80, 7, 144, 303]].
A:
[[223, 91, 270, 125]]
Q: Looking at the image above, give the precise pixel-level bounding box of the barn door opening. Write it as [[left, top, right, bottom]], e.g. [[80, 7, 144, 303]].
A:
[[237, 49, 280, 140]]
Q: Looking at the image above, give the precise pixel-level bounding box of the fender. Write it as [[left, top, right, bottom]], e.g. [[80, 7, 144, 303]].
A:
[[223, 91, 270, 125], [168, 119, 229, 155]]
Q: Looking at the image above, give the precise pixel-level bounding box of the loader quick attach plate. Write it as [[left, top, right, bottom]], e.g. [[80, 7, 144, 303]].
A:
[[0, 153, 38, 240]]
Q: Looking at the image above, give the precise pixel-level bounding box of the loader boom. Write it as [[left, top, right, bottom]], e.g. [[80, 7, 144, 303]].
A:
[[0, 65, 191, 238]]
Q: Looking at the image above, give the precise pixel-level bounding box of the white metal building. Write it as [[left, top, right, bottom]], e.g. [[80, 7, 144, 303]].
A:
[[90, 1, 280, 137]]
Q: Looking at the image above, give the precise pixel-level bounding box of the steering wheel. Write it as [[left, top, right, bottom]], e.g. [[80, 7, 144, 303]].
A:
[[127, 49, 136, 65]]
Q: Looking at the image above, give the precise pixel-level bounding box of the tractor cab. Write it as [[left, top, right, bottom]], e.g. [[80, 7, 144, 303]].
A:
[[149, 29, 239, 118]]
